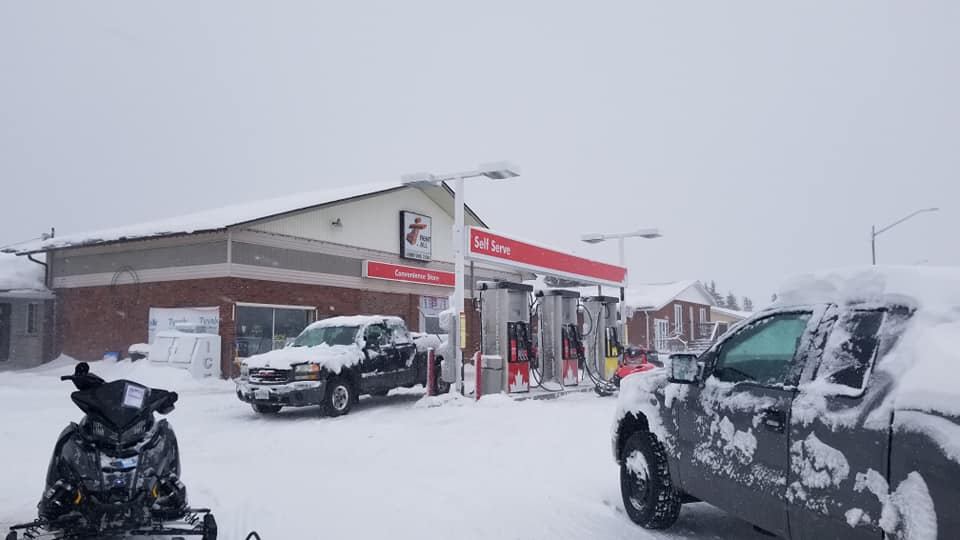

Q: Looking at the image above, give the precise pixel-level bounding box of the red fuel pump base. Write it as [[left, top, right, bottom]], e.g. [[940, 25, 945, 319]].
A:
[[562, 360, 579, 386], [507, 362, 530, 393]]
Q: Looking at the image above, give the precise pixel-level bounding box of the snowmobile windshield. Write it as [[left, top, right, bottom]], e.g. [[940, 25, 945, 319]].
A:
[[292, 325, 359, 347], [71, 380, 174, 432]]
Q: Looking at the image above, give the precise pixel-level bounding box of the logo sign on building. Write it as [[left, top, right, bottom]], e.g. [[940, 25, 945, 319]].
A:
[[363, 260, 455, 287], [466, 227, 627, 287], [148, 307, 221, 343], [400, 211, 432, 261]]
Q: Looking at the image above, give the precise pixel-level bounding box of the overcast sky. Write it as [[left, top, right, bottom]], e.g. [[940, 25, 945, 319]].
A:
[[1, 1, 956, 304]]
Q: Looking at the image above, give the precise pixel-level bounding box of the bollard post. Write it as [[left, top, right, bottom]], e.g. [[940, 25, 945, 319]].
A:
[[475, 351, 482, 401], [427, 347, 436, 397]]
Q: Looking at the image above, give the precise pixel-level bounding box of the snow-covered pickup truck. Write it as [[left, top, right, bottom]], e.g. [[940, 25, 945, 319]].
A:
[[237, 315, 446, 416], [612, 267, 960, 540]]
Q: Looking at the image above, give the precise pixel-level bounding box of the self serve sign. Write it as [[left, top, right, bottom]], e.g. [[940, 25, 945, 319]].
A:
[[466, 227, 627, 287], [472, 235, 512, 256]]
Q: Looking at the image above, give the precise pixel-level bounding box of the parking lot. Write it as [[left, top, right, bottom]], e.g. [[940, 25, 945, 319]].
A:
[[0, 359, 773, 540]]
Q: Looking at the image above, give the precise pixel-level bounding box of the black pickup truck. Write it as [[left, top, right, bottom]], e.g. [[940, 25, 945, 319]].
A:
[[236, 315, 446, 416], [612, 290, 959, 539]]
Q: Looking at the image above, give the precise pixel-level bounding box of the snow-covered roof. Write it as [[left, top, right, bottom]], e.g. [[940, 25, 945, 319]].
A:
[[6, 181, 486, 255], [625, 280, 714, 311], [711, 306, 753, 320], [0, 253, 47, 292]]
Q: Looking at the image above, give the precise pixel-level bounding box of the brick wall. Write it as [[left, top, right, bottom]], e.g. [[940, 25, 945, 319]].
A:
[[55, 278, 232, 364], [626, 299, 711, 350], [55, 277, 437, 378]]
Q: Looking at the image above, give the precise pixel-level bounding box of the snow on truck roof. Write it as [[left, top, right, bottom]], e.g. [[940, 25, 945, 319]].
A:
[[780, 266, 960, 420], [774, 265, 960, 311], [305, 315, 405, 330]]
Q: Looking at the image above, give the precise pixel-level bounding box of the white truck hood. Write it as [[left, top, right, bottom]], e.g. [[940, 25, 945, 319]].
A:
[[243, 344, 362, 373]]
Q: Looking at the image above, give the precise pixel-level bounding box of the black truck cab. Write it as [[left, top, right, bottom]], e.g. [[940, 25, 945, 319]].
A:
[[613, 298, 959, 539]]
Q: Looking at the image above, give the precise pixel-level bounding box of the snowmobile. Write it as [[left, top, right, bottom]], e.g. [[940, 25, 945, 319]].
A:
[[6, 362, 218, 540], [610, 346, 658, 388]]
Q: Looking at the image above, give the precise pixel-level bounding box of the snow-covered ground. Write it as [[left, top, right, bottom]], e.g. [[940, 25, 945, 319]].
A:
[[0, 358, 769, 540]]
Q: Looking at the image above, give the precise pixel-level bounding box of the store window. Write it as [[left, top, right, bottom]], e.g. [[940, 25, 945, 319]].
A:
[[235, 304, 315, 358], [419, 295, 450, 334]]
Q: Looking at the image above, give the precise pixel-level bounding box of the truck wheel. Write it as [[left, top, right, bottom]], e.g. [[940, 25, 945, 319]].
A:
[[323, 377, 353, 417], [620, 431, 681, 529], [252, 403, 282, 414]]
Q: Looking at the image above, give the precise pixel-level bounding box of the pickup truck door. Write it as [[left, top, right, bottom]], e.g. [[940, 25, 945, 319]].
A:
[[787, 307, 890, 540], [387, 324, 419, 386], [677, 310, 817, 539], [361, 324, 396, 392]]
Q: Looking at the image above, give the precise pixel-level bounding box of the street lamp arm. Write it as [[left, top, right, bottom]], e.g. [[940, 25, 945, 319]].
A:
[[874, 208, 939, 237], [581, 228, 662, 243], [433, 170, 483, 182]]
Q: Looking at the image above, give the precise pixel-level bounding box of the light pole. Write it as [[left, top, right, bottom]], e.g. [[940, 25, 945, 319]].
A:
[[871, 208, 939, 265], [401, 161, 520, 394], [581, 228, 662, 345]]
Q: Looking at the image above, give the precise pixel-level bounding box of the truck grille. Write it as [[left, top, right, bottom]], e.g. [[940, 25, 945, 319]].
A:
[[249, 368, 292, 384]]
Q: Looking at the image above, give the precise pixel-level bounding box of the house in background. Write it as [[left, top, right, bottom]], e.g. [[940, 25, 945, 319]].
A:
[[0, 254, 55, 369], [710, 305, 753, 335], [624, 280, 718, 353]]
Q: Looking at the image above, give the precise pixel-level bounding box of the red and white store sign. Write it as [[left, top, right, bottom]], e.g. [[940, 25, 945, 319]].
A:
[[466, 227, 627, 287], [363, 260, 455, 287]]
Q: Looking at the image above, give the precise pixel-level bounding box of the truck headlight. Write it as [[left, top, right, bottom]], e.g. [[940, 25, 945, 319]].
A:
[[240, 363, 249, 380], [293, 363, 321, 381]]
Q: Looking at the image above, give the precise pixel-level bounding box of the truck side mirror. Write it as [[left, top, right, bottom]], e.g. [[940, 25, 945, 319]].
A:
[[668, 353, 701, 384]]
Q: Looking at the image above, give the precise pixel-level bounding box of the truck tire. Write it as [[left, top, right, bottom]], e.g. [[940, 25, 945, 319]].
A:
[[251, 403, 282, 414], [323, 376, 353, 417], [620, 431, 681, 530]]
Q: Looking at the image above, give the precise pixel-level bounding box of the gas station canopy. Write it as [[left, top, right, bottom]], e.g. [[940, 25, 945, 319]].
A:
[[466, 227, 627, 288]]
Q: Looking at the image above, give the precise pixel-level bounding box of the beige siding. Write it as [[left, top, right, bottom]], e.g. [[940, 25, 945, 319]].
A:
[[249, 188, 459, 262]]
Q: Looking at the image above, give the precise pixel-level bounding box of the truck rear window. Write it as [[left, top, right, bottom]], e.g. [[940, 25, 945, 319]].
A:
[[816, 310, 885, 391]]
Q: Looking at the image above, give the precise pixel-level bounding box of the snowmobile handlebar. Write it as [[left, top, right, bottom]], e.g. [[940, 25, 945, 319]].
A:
[[60, 362, 106, 390]]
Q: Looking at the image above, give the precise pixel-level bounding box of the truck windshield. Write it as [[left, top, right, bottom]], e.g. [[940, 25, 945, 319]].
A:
[[292, 326, 359, 347]]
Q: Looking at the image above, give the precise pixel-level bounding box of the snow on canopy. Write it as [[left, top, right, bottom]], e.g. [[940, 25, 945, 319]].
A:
[[6, 181, 403, 254], [0, 252, 46, 291]]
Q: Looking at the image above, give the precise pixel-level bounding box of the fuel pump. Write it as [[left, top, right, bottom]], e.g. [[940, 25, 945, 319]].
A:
[[536, 289, 581, 388], [477, 281, 533, 395], [582, 296, 621, 381]]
